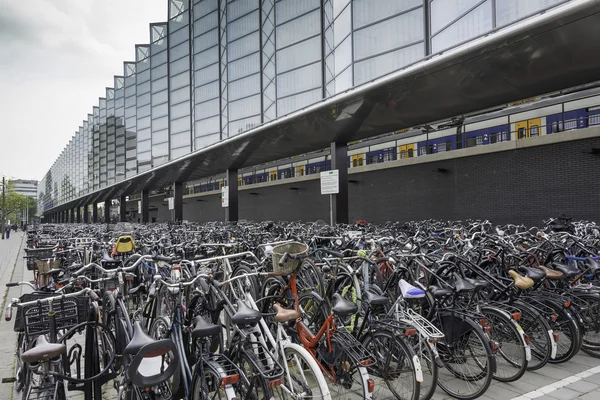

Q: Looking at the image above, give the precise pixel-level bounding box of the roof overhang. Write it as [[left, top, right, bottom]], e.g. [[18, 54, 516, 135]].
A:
[[46, 0, 600, 214]]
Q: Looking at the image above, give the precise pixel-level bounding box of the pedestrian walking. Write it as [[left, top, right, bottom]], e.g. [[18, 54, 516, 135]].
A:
[[5, 226, 10, 239]]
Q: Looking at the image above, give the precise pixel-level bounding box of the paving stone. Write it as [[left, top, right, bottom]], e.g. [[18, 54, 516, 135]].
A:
[[568, 378, 600, 393], [547, 387, 582, 399]]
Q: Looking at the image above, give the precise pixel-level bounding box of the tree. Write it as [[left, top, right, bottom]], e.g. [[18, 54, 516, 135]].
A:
[[1, 179, 36, 237]]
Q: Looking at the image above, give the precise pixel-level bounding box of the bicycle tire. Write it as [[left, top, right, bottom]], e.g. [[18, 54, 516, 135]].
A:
[[435, 315, 495, 400], [574, 293, 600, 358], [480, 306, 527, 382], [406, 334, 438, 400], [513, 301, 553, 370], [230, 352, 274, 400], [543, 300, 581, 363], [361, 328, 420, 400]]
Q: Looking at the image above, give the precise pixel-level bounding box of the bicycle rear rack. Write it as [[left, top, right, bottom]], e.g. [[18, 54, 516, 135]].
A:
[[397, 307, 445, 339], [241, 340, 285, 380], [331, 328, 376, 366], [26, 383, 59, 400]]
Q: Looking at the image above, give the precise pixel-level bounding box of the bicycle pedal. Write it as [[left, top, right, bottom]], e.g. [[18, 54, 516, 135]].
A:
[[1, 377, 16, 383]]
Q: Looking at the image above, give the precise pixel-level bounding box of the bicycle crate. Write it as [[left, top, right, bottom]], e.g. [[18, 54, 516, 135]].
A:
[[271, 242, 308, 275], [24, 248, 55, 271], [13, 292, 54, 332], [22, 295, 89, 337]]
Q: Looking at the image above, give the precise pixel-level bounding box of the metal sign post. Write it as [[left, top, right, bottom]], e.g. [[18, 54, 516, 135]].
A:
[[320, 170, 339, 227]]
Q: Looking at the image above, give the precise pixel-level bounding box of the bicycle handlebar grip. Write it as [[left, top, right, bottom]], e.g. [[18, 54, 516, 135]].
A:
[[153, 255, 173, 262], [5, 282, 19, 287], [4, 305, 12, 321], [278, 252, 290, 267]]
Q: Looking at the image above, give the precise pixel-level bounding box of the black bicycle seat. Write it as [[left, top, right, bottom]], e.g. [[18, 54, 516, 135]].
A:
[[364, 290, 388, 306], [518, 266, 546, 283], [332, 293, 358, 317], [429, 285, 452, 298], [231, 300, 262, 326], [453, 274, 476, 293], [551, 263, 580, 279], [192, 316, 221, 339], [124, 322, 156, 356], [586, 258, 600, 274], [463, 277, 490, 290]]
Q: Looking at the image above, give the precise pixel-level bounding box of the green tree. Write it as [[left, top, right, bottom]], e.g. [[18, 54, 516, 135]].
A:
[[1, 179, 36, 238]]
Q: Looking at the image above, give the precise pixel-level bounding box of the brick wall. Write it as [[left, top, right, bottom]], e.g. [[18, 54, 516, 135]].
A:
[[181, 137, 600, 226]]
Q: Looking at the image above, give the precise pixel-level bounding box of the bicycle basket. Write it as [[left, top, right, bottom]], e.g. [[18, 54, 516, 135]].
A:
[[23, 296, 89, 337], [271, 242, 308, 275]]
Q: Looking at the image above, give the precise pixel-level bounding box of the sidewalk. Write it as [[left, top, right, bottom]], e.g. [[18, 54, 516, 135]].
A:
[[0, 233, 26, 400]]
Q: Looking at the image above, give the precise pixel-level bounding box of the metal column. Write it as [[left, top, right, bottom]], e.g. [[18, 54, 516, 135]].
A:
[[330, 142, 349, 224], [83, 205, 89, 223], [76, 207, 81, 223], [70, 208, 75, 223], [174, 182, 183, 222], [141, 190, 150, 223], [120, 195, 127, 222], [92, 203, 98, 223], [225, 169, 238, 222], [104, 200, 111, 224]]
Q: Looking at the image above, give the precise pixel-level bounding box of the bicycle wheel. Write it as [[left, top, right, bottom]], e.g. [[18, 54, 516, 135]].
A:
[[406, 335, 438, 400], [191, 363, 241, 400], [514, 301, 552, 370], [297, 259, 325, 297], [481, 307, 527, 382], [436, 315, 495, 400], [271, 343, 330, 400], [231, 352, 274, 400], [362, 329, 420, 400], [544, 300, 581, 363], [575, 293, 600, 357], [14, 332, 26, 393]]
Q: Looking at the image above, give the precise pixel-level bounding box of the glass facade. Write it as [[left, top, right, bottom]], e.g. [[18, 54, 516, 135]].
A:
[[39, 0, 572, 211]]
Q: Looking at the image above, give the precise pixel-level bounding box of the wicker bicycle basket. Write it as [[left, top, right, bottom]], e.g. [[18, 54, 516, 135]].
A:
[[271, 242, 309, 275]]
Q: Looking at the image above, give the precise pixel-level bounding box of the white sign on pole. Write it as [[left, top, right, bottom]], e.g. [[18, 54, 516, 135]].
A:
[[221, 186, 229, 208], [320, 170, 339, 195], [137, 201, 142, 214], [168, 197, 174, 210]]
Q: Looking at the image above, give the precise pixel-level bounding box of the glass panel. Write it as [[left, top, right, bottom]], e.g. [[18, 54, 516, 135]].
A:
[[228, 31, 259, 61], [431, 1, 492, 53], [195, 115, 220, 136], [137, 116, 151, 129], [137, 80, 151, 95], [277, 88, 321, 116], [171, 102, 190, 119], [276, 9, 320, 48], [170, 56, 190, 76], [333, 0, 350, 17], [334, 66, 352, 93], [195, 63, 219, 86], [276, 0, 320, 24], [137, 69, 151, 83], [153, 76, 169, 92], [171, 70, 191, 89], [431, 0, 482, 34], [334, 35, 352, 74], [195, 80, 219, 103], [354, 9, 424, 60], [229, 94, 261, 120], [333, 5, 351, 48], [194, 11, 219, 36], [138, 104, 151, 117], [171, 86, 190, 104], [194, 133, 219, 149], [171, 146, 190, 159], [169, 11, 189, 33], [228, 0, 258, 21], [227, 10, 259, 41], [195, 98, 220, 119], [228, 73, 260, 100], [153, 116, 169, 130], [170, 41, 190, 61], [229, 115, 261, 136], [276, 36, 320, 73], [152, 102, 168, 118], [152, 142, 169, 156], [194, 46, 218, 69], [354, 43, 424, 84], [228, 52, 260, 81], [353, 0, 422, 29], [194, 0, 218, 17], [277, 62, 321, 97], [194, 28, 218, 52], [495, 0, 566, 27], [152, 90, 169, 105], [151, 50, 168, 66], [137, 92, 151, 106], [171, 116, 191, 133], [171, 132, 190, 149], [138, 140, 151, 152], [125, 107, 137, 119], [153, 129, 169, 143]]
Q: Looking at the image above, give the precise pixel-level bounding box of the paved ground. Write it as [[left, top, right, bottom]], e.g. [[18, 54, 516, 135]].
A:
[[0, 236, 599, 399]]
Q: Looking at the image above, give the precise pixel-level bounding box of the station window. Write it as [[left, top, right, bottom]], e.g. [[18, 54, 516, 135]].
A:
[[368, 155, 378, 164], [476, 136, 483, 145], [590, 113, 600, 126], [564, 120, 576, 130], [530, 125, 539, 137], [382, 150, 395, 162], [466, 137, 477, 148]]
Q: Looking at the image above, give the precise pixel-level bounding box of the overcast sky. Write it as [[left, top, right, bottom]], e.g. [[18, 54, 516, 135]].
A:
[[0, 0, 167, 181]]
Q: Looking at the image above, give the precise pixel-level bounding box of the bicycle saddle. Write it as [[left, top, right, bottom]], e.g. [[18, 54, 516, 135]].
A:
[[273, 303, 300, 322], [21, 335, 66, 364], [463, 277, 490, 290], [231, 300, 262, 326], [586, 258, 600, 275], [508, 270, 534, 290], [452, 274, 476, 293], [536, 265, 563, 280], [364, 290, 389, 305], [124, 322, 157, 356], [399, 279, 426, 299], [517, 266, 546, 283], [332, 293, 358, 317], [550, 263, 580, 279], [428, 285, 452, 298], [192, 316, 221, 339]]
